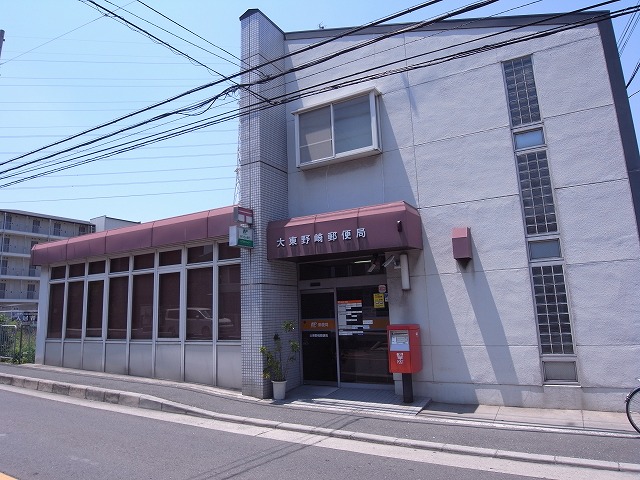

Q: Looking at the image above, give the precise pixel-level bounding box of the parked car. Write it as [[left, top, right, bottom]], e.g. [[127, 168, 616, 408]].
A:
[[163, 307, 214, 339]]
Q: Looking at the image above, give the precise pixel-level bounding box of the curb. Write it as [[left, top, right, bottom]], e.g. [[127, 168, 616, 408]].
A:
[[1, 373, 639, 474]]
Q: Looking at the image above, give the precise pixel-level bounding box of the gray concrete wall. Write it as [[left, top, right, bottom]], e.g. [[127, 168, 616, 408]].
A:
[[277, 18, 639, 410]]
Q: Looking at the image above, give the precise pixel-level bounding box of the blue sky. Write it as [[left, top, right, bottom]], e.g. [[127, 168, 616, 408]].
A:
[[1, 0, 639, 223]]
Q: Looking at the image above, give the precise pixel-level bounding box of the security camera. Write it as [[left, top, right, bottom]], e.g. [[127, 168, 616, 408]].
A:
[[382, 255, 396, 268]]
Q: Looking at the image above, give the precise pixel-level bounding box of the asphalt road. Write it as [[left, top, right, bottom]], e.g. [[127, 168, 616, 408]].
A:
[[0, 363, 637, 467], [0, 387, 636, 480]]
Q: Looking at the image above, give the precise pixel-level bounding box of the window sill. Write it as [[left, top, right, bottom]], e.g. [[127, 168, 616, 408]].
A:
[[298, 146, 381, 170]]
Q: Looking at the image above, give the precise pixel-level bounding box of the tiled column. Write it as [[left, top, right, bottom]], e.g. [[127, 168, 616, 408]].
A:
[[239, 10, 299, 398]]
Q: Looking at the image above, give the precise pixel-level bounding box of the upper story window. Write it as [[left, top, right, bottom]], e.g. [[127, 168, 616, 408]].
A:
[[32, 219, 41, 234], [53, 222, 61, 236], [514, 128, 544, 151], [503, 56, 540, 127], [516, 150, 557, 235], [294, 90, 380, 169], [78, 225, 88, 236]]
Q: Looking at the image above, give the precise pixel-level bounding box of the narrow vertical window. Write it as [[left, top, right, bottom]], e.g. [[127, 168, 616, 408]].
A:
[[86, 280, 104, 338], [218, 264, 241, 341], [47, 283, 65, 339], [531, 265, 573, 354], [65, 281, 84, 339], [131, 274, 153, 340], [186, 267, 213, 340], [504, 55, 576, 377], [503, 56, 541, 127], [516, 151, 557, 235], [158, 272, 180, 338], [107, 276, 128, 339]]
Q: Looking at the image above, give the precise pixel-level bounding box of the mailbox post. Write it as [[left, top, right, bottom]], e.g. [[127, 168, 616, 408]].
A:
[[387, 324, 422, 403]]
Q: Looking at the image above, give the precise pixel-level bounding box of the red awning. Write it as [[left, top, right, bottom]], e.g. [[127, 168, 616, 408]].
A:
[[267, 201, 422, 261], [31, 205, 236, 266]]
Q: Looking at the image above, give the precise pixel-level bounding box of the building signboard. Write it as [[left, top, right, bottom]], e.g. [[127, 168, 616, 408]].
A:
[[229, 225, 254, 248]]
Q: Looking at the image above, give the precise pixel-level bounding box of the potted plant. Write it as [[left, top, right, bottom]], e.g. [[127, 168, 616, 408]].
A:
[[259, 320, 300, 400]]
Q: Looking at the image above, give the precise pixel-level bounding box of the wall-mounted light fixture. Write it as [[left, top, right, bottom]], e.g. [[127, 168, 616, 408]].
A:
[[452, 227, 472, 266], [400, 253, 410, 290]]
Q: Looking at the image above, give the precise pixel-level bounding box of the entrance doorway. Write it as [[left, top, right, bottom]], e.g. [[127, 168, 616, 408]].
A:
[[300, 285, 392, 386]]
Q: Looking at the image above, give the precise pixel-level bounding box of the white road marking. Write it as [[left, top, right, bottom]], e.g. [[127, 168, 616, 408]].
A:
[[1, 384, 637, 479]]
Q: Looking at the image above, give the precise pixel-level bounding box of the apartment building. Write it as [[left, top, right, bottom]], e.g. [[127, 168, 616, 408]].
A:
[[1, 210, 95, 318]]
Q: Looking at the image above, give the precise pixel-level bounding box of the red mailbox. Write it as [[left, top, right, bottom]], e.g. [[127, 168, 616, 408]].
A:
[[387, 324, 422, 374]]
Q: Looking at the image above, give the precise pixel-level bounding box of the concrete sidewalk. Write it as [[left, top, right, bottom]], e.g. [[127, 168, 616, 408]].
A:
[[0, 362, 638, 475], [0, 362, 634, 434]]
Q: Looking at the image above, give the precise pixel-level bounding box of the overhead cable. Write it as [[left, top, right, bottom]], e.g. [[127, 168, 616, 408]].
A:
[[1, 1, 633, 187], [2, 4, 635, 189]]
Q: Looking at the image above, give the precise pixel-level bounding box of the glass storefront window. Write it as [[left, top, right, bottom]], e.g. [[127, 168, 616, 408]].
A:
[[47, 283, 65, 338], [187, 245, 213, 264], [134, 253, 154, 270], [219, 243, 241, 260], [86, 280, 104, 337], [110, 257, 129, 273], [131, 274, 153, 340], [108, 276, 128, 339], [88, 260, 106, 275], [51, 266, 66, 280], [158, 272, 180, 338], [68, 263, 85, 278], [65, 281, 84, 339], [218, 264, 240, 340], [159, 249, 182, 266], [186, 267, 213, 340]]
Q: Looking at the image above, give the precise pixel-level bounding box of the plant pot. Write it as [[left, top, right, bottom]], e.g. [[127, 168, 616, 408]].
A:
[[272, 380, 287, 400]]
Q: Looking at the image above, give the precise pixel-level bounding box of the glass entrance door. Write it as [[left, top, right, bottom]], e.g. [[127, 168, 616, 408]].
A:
[[300, 291, 337, 384], [300, 285, 392, 386], [337, 286, 392, 384]]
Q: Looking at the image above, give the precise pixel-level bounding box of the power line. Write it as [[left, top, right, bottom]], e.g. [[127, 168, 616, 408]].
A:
[[627, 58, 640, 88], [4, 2, 636, 200], [618, 0, 640, 52], [5, 58, 229, 65], [80, 0, 224, 77], [0, 0, 135, 65], [0, 0, 476, 176], [135, 0, 247, 70], [1, 76, 214, 80], [2, 1, 632, 186], [31, 164, 236, 178], [4, 187, 234, 204], [1, 0, 448, 171], [79, 0, 270, 108], [5, 175, 235, 190], [0, 5, 613, 181]]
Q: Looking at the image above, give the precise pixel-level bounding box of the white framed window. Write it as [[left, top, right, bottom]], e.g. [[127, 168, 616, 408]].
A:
[[294, 89, 381, 169]]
